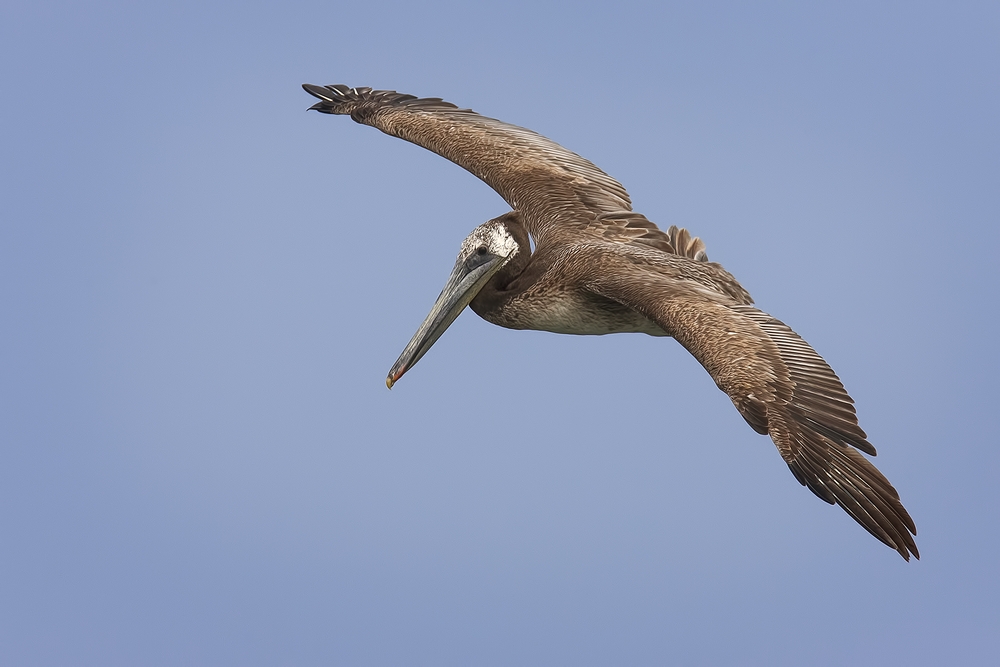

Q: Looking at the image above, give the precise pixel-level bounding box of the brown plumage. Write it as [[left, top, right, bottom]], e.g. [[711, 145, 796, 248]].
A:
[[304, 83, 918, 560]]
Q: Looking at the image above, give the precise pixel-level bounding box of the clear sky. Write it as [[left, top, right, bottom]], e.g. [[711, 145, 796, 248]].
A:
[[2, 1, 998, 664]]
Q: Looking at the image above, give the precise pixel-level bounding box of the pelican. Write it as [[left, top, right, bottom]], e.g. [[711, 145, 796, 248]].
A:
[[303, 83, 918, 560]]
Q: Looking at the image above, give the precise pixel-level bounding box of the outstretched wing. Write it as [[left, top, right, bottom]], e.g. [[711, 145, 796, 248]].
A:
[[587, 261, 918, 560], [303, 84, 637, 244]]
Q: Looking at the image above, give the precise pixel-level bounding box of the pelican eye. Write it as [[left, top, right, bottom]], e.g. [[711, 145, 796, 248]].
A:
[[465, 245, 494, 271]]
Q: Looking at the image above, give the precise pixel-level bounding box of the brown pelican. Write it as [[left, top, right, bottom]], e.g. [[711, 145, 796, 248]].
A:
[[303, 83, 918, 560]]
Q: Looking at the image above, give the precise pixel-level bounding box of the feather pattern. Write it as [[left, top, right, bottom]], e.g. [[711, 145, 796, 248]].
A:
[[582, 211, 710, 261]]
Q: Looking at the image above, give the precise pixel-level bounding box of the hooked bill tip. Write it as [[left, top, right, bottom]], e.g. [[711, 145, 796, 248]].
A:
[[387, 364, 407, 389]]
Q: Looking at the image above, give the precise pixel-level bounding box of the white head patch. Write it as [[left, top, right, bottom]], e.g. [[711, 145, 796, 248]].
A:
[[460, 220, 519, 259]]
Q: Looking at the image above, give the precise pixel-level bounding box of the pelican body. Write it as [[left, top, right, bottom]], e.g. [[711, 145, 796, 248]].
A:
[[304, 83, 918, 560]]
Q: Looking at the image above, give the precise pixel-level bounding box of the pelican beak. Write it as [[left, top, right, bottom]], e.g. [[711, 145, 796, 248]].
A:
[[387, 251, 509, 388]]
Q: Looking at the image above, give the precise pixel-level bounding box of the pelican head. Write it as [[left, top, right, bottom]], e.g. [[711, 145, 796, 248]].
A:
[[386, 216, 520, 387]]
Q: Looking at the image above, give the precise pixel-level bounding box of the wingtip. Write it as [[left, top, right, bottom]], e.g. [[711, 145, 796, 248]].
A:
[[896, 538, 919, 561], [302, 82, 334, 101]]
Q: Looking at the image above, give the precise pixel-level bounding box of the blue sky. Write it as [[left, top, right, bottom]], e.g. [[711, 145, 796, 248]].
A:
[[2, 1, 998, 664]]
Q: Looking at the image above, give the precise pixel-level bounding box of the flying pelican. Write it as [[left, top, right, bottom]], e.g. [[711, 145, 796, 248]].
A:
[[303, 83, 918, 560]]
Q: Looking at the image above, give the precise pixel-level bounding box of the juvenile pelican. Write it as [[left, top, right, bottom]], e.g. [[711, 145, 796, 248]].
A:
[[304, 83, 918, 560]]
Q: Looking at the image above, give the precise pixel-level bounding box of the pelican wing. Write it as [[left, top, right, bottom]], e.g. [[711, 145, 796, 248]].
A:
[[587, 263, 918, 559], [303, 84, 635, 242]]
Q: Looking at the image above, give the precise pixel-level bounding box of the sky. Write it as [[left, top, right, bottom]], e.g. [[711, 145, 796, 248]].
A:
[[1, 1, 998, 664]]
